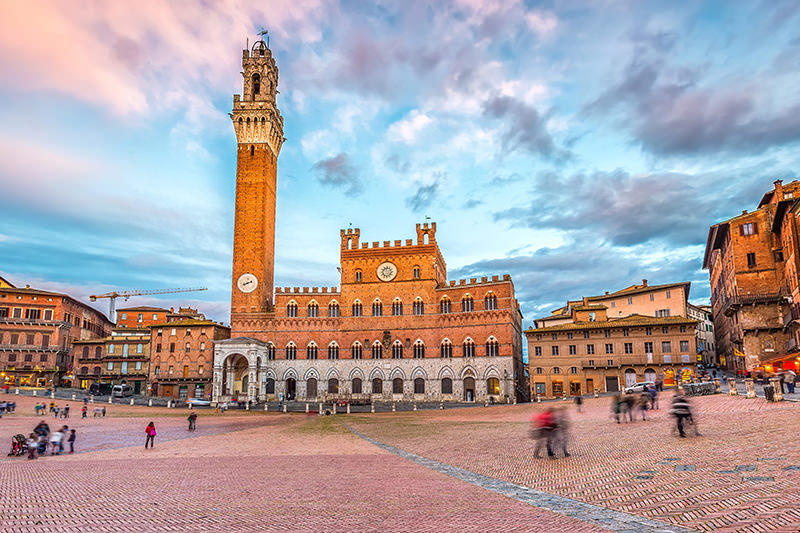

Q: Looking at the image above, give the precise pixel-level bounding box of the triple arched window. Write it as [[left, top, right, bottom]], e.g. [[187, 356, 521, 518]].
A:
[[391, 340, 403, 359], [287, 301, 298, 317], [462, 295, 474, 312], [485, 293, 498, 310], [392, 298, 403, 316], [286, 343, 297, 360], [372, 341, 383, 359], [440, 339, 452, 358], [440, 297, 452, 314], [486, 337, 499, 357], [267, 343, 275, 360], [351, 342, 362, 360], [372, 299, 383, 317], [463, 338, 475, 357], [413, 297, 424, 315], [328, 301, 340, 317], [413, 340, 425, 359], [327, 342, 339, 360], [307, 342, 318, 360], [352, 300, 362, 317], [308, 301, 319, 318]]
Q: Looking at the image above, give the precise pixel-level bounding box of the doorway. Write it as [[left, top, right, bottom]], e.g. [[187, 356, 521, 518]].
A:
[[605, 376, 619, 392], [463, 377, 475, 401], [624, 369, 637, 387], [287, 378, 297, 400], [162, 385, 174, 397], [586, 378, 594, 395], [304, 378, 314, 399], [552, 380, 564, 396]]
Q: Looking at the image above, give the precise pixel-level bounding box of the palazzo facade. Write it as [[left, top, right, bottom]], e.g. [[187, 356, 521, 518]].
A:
[[213, 40, 524, 404]]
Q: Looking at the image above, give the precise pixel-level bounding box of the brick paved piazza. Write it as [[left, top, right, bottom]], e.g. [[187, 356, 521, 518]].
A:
[[1, 394, 798, 532]]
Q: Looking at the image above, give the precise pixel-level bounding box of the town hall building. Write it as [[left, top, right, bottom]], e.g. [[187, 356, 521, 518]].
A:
[[213, 39, 525, 405]]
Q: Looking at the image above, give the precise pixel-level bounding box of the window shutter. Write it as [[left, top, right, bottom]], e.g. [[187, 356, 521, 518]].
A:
[[739, 224, 744, 236], [753, 222, 758, 234]]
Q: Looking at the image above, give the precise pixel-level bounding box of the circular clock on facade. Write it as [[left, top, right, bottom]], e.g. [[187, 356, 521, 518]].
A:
[[237, 273, 258, 293], [376, 262, 398, 282]]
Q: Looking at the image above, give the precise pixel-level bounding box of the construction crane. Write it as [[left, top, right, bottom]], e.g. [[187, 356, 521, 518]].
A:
[[89, 287, 208, 322]]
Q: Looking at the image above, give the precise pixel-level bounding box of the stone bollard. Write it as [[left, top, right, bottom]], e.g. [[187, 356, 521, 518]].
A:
[[71, 394, 76, 401], [90, 396, 94, 404], [283, 403, 287, 413], [130, 398, 134, 406], [439, 402, 443, 410], [484, 401, 488, 407], [562, 393, 567, 401], [745, 378, 756, 399], [319, 403, 323, 415], [594, 387, 599, 398], [714, 379, 721, 393], [51, 391, 55, 399], [148, 399, 152, 407], [770, 378, 784, 401], [305, 403, 309, 413], [32, 390, 36, 397], [346, 403, 351, 414], [265, 403, 269, 411], [536, 395, 541, 403], [413, 403, 418, 411], [332, 403, 337, 415], [392, 403, 396, 412], [371, 403, 375, 413], [246, 401, 250, 411], [108, 396, 113, 404], [728, 378, 738, 395], [15, 388, 19, 395]]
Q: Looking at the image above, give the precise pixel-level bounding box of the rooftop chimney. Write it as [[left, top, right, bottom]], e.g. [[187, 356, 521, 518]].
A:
[[742, 210, 748, 215], [774, 179, 784, 201], [642, 279, 648, 287], [25, 284, 30, 289], [582, 296, 589, 306]]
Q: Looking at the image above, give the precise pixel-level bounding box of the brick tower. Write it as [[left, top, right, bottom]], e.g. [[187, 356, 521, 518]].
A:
[[230, 39, 284, 317]]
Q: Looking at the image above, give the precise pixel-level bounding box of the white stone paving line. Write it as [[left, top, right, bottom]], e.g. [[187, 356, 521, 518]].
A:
[[342, 422, 696, 533]]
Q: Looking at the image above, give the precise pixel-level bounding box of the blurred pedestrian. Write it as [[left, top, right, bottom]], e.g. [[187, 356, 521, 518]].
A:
[[67, 429, 76, 454], [574, 395, 583, 413], [144, 421, 156, 449], [27, 433, 38, 460], [612, 393, 622, 423], [53, 405, 59, 419], [188, 411, 197, 431], [63, 404, 70, 418], [670, 391, 691, 438], [49, 427, 63, 455], [531, 408, 556, 458], [81, 406, 87, 418], [552, 408, 571, 457], [638, 391, 649, 421], [647, 385, 658, 410]]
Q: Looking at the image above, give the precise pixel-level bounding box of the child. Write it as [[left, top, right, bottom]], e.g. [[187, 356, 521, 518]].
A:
[[49, 428, 63, 455], [68, 429, 76, 454], [27, 433, 38, 460]]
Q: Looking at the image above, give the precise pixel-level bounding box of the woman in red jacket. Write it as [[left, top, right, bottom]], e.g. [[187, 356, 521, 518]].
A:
[[144, 421, 156, 449]]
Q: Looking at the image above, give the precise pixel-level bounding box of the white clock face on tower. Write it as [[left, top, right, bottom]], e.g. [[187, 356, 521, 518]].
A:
[[237, 273, 258, 293], [376, 262, 398, 282]]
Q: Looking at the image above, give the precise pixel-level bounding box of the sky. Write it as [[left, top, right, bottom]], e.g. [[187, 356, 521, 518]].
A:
[[1, 0, 800, 327]]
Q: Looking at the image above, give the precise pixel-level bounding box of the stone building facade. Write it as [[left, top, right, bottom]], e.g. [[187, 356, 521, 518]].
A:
[[214, 40, 525, 404], [72, 327, 151, 394], [527, 303, 698, 399], [0, 280, 112, 387], [704, 179, 800, 373]]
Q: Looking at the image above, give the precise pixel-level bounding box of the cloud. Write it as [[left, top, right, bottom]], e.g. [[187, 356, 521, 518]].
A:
[[526, 11, 558, 39], [585, 31, 800, 156], [482, 96, 570, 161], [312, 152, 362, 195], [387, 110, 432, 144], [405, 178, 441, 212], [493, 166, 784, 247]]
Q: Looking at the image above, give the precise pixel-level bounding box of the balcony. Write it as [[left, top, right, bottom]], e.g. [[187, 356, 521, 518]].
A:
[[783, 304, 800, 328], [720, 287, 790, 317]]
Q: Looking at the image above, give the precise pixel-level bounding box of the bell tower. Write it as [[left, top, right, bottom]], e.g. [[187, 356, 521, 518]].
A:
[[230, 38, 284, 317]]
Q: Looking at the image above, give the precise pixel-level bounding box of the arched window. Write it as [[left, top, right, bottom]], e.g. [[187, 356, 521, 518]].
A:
[[485, 337, 499, 357], [414, 377, 425, 394], [485, 292, 498, 310], [440, 297, 452, 314], [487, 377, 500, 395], [462, 295, 474, 312], [462, 338, 475, 357], [265, 378, 275, 394], [352, 300, 362, 317], [287, 301, 298, 318], [93, 366, 101, 375], [308, 301, 319, 318], [82, 346, 89, 357], [440, 339, 452, 358], [569, 366, 578, 374], [80, 366, 88, 375], [327, 342, 339, 360], [372, 378, 383, 394], [413, 297, 424, 315], [306, 378, 317, 398], [535, 367, 543, 374], [95, 346, 102, 358], [351, 342, 362, 359], [267, 343, 275, 360], [392, 377, 403, 394], [352, 377, 362, 394], [413, 339, 425, 359], [252, 73, 261, 95], [307, 342, 318, 360], [392, 340, 403, 359], [372, 299, 383, 317], [328, 301, 340, 317], [286, 342, 297, 360], [392, 298, 403, 316], [372, 341, 383, 359], [553, 367, 561, 374], [441, 377, 453, 394], [413, 266, 421, 279], [328, 378, 339, 394], [355, 270, 362, 282]]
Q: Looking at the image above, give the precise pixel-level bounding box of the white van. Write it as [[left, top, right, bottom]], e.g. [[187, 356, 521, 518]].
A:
[[112, 384, 134, 398]]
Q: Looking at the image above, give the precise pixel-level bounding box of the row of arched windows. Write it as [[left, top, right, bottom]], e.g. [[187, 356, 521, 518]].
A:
[[534, 367, 579, 374], [264, 377, 500, 396], [261, 338, 500, 360], [285, 293, 500, 317]]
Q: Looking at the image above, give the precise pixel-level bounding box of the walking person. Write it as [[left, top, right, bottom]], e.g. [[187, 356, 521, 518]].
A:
[[67, 429, 76, 454], [647, 385, 658, 410], [49, 427, 63, 455], [624, 394, 636, 422], [531, 408, 557, 458], [27, 433, 39, 460], [638, 391, 649, 421], [552, 408, 571, 457], [612, 393, 622, 423], [59, 426, 68, 454], [144, 421, 156, 449], [670, 391, 691, 438], [63, 404, 70, 418], [53, 405, 59, 419], [574, 395, 583, 413], [188, 412, 197, 431]]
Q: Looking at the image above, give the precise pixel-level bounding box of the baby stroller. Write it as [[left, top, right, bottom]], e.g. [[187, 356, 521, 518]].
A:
[[8, 434, 27, 457]]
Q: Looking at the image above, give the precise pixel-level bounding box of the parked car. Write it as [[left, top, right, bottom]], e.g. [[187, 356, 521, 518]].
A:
[[111, 384, 134, 398], [186, 398, 211, 407], [624, 381, 655, 394], [90, 383, 113, 396]]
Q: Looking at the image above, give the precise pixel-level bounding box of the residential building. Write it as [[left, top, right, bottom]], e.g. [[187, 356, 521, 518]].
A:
[[704, 179, 800, 373], [149, 317, 230, 400], [213, 40, 525, 405], [116, 306, 169, 328], [0, 280, 112, 387], [687, 303, 716, 366], [526, 301, 698, 399], [72, 327, 151, 394]]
